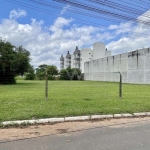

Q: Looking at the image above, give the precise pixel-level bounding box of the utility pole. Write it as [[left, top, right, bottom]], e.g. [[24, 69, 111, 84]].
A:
[[119, 72, 122, 98], [45, 68, 48, 100], [113, 72, 122, 98]]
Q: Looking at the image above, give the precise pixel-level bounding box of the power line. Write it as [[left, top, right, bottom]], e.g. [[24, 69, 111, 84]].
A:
[[6, 0, 150, 26], [118, 0, 150, 9], [28, 0, 134, 24], [3, 0, 150, 38], [53, 0, 150, 25]]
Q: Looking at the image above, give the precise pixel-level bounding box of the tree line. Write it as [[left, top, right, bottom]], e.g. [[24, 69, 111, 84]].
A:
[[0, 40, 30, 84], [0, 40, 83, 84], [26, 64, 83, 81]]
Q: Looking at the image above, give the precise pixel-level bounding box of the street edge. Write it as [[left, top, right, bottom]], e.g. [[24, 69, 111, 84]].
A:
[[1, 112, 150, 126]]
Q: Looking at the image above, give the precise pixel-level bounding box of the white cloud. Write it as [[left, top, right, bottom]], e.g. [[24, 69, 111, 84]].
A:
[[49, 17, 73, 32], [9, 9, 27, 20], [137, 9, 150, 24], [106, 10, 150, 54], [0, 12, 102, 69], [1, 9, 150, 70], [60, 5, 70, 15]]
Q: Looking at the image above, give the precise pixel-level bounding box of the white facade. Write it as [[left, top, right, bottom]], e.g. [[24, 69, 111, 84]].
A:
[[93, 42, 106, 59], [73, 46, 81, 69], [105, 50, 111, 57], [60, 55, 64, 70], [71, 54, 74, 68], [60, 42, 111, 73], [80, 48, 93, 73]]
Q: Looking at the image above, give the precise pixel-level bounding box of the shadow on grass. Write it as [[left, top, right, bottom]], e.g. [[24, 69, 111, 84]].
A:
[[16, 82, 38, 85], [83, 98, 93, 101]]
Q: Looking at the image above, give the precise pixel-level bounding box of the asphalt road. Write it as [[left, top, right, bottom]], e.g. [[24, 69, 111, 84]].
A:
[[1, 119, 150, 150]]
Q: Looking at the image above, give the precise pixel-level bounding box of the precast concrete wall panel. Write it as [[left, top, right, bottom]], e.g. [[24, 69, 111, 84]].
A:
[[120, 53, 128, 72], [85, 61, 89, 73], [144, 49, 150, 84], [128, 70, 144, 84], [128, 51, 138, 70], [113, 55, 120, 72], [100, 58, 104, 73], [84, 48, 150, 84], [137, 49, 145, 70], [128, 50, 145, 84], [121, 72, 127, 83], [107, 56, 113, 72], [103, 57, 107, 73], [145, 49, 150, 70], [145, 71, 150, 84]]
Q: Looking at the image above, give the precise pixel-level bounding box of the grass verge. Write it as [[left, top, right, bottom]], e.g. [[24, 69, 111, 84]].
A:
[[0, 80, 150, 122]]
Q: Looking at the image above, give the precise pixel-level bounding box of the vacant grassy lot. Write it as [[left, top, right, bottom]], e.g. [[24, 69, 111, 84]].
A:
[[0, 80, 150, 122]]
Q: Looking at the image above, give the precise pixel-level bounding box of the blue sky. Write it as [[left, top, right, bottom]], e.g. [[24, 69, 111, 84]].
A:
[[0, 0, 150, 69]]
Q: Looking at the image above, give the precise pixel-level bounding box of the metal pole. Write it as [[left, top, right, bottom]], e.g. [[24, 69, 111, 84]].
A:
[[45, 68, 48, 100], [119, 72, 122, 98]]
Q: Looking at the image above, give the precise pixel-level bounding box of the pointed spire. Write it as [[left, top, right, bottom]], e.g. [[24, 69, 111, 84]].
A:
[[74, 46, 80, 55], [60, 54, 64, 61], [66, 51, 71, 58]]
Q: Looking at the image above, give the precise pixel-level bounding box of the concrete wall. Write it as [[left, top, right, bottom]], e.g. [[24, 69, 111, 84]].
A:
[[84, 48, 150, 84], [127, 48, 150, 84]]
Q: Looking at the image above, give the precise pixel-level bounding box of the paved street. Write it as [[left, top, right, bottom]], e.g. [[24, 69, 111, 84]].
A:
[[1, 118, 150, 150]]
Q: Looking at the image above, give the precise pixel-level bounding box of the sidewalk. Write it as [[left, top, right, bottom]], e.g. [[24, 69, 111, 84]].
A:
[[1, 116, 150, 143]]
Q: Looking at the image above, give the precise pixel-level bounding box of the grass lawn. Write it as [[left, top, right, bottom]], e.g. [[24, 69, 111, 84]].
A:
[[0, 80, 150, 122]]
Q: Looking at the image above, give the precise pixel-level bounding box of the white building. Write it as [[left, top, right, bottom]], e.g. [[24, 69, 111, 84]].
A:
[[60, 42, 111, 73], [60, 55, 64, 70], [60, 51, 71, 70]]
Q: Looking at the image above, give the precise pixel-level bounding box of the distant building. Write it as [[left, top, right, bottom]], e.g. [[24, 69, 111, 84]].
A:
[[60, 55, 64, 70], [60, 42, 111, 73], [60, 42, 150, 84], [64, 51, 71, 68]]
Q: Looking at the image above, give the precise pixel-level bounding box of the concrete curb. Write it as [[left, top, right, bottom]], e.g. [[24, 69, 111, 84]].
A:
[[1, 112, 150, 126], [91, 115, 113, 120], [2, 118, 65, 125], [65, 116, 90, 121]]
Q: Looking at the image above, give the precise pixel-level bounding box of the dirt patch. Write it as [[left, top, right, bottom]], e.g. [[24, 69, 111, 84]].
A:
[[1, 117, 150, 142]]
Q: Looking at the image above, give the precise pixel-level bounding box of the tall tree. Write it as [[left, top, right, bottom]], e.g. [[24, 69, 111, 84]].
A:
[[35, 64, 58, 80], [35, 64, 47, 80], [24, 64, 35, 80], [0, 40, 30, 84], [47, 65, 58, 76]]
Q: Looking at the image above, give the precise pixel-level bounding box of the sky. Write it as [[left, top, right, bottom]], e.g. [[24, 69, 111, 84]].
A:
[[0, 0, 150, 70]]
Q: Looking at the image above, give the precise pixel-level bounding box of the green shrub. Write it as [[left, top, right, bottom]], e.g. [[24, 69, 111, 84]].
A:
[[24, 73, 35, 80], [59, 68, 82, 80], [48, 75, 55, 80], [15, 75, 25, 80]]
